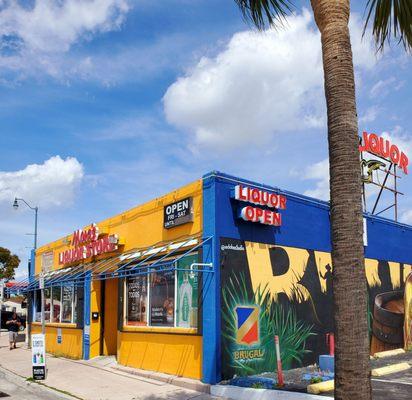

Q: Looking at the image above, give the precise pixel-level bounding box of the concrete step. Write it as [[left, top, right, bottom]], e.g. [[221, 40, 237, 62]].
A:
[[111, 364, 211, 394]]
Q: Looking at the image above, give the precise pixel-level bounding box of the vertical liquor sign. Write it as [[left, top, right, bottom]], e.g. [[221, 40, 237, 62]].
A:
[[32, 333, 46, 380]]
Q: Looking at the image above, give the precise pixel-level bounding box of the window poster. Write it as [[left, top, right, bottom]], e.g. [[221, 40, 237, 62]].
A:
[[35, 290, 42, 322], [149, 271, 175, 326], [176, 254, 198, 328], [62, 287, 73, 323], [127, 275, 147, 326], [52, 287, 61, 323], [44, 288, 51, 322]]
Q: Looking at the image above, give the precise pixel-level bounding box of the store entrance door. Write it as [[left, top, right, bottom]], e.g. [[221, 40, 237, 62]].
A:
[[100, 278, 118, 356]]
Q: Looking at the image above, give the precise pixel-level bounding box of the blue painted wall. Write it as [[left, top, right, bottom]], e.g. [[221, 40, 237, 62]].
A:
[[209, 171, 412, 262], [201, 171, 412, 384], [210, 171, 332, 252], [202, 174, 221, 384], [365, 214, 412, 263]]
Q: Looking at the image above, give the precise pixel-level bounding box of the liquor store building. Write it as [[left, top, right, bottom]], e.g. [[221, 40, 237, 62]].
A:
[[27, 171, 412, 384]]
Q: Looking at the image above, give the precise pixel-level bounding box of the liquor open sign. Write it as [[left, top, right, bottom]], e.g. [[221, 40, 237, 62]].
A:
[[164, 197, 193, 228]]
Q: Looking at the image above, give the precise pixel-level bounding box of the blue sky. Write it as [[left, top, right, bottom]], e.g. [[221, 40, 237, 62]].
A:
[[1, 0, 411, 278]]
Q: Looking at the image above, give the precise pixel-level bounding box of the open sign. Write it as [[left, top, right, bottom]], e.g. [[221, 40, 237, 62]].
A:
[[164, 197, 193, 228]]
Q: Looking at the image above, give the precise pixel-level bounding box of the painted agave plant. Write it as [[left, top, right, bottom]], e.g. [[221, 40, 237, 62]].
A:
[[221, 272, 314, 377]]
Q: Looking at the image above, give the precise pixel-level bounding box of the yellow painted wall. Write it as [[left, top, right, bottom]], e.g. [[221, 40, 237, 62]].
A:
[[89, 279, 118, 357], [31, 179, 203, 378], [34, 179, 203, 275], [103, 279, 118, 356], [118, 332, 202, 379], [90, 281, 101, 359], [31, 324, 82, 359]]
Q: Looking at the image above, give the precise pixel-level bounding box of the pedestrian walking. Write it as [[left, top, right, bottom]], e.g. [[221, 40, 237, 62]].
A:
[[6, 312, 21, 350]]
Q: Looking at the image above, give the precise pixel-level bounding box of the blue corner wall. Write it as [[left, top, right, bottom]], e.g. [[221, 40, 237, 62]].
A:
[[202, 173, 221, 384], [201, 170, 412, 384]]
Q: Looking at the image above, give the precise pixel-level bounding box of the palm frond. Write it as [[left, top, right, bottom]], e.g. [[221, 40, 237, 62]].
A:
[[234, 0, 295, 30], [364, 0, 412, 51]]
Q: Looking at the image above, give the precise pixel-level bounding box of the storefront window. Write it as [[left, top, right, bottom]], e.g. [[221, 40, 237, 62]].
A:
[[44, 288, 51, 322], [73, 288, 78, 324], [149, 270, 175, 327], [176, 254, 198, 328], [32, 286, 77, 324], [126, 276, 147, 326], [62, 287, 73, 323], [52, 287, 62, 323], [34, 290, 41, 322], [124, 254, 199, 329]]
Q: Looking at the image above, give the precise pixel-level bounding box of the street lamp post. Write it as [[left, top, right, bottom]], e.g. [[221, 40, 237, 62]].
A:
[[13, 198, 42, 342], [13, 198, 38, 250]]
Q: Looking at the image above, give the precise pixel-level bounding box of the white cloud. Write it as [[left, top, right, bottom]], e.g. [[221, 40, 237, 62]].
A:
[[0, 0, 131, 81], [369, 77, 405, 99], [0, 156, 84, 208], [381, 126, 412, 158], [359, 106, 380, 125], [163, 9, 377, 150], [348, 13, 378, 71], [302, 158, 330, 200], [370, 77, 395, 98], [401, 210, 412, 225], [0, 0, 130, 53]]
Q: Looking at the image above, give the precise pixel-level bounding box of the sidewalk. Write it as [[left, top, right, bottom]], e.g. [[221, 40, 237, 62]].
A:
[[0, 334, 216, 400]]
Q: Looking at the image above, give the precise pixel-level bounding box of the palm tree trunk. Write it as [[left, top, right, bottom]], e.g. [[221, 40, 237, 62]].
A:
[[310, 1, 372, 399]]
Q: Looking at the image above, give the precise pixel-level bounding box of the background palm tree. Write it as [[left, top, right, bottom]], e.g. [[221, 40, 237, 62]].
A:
[[233, 1, 412, 400]]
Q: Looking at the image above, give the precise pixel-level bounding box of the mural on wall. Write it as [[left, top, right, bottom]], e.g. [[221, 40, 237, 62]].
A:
[[220, 238, 412, 379]]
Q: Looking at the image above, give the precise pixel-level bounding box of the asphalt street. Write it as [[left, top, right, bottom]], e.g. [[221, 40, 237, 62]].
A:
[[0, 369, 71, 400], [371, 352, 412, 400], [320, 351, 412, 399]]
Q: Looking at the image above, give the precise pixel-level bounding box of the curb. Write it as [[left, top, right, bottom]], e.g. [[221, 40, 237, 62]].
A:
[[211, 384, 333, 399], [371, 362, 410, 376], [373, 349, 405, 359], [0, 365, 78, 400], [307, 380, 334, 395], [112, 365, 211, 394]]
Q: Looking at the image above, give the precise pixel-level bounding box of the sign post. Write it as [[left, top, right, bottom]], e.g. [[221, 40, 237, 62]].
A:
[[32, 333, 46, 380], [39, 273, 45, 335]]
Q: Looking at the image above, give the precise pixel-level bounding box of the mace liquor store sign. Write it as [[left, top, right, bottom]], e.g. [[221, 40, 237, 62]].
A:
[[234, 185, 287, 226], [59, 223, 120, 265]]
